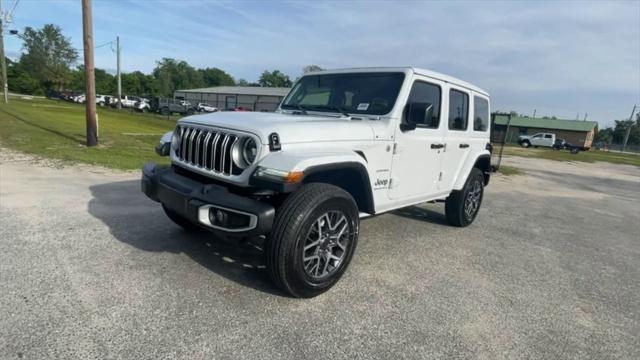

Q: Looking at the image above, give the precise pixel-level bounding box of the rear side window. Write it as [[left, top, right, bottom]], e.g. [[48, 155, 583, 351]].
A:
[[473, 96, 489, 131], [406, 81, 441, 128], [544, 134, 553, 139], [448, 89, 469, 131]]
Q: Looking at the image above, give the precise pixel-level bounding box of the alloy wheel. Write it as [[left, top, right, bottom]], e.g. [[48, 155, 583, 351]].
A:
[[302, 210, 352, 280], [464, 180, 482, 221]]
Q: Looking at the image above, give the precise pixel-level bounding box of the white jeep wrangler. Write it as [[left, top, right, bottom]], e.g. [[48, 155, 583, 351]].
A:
[[142, 67, 492, 298]]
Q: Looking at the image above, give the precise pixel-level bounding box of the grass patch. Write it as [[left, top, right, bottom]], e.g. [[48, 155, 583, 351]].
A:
[[497, 165, 522, 176], [0, 98, 180, 170], [497, 145, 640, 168]]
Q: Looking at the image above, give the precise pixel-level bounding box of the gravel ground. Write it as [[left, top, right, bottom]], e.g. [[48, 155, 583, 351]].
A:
[[1, 150, 639, 360]]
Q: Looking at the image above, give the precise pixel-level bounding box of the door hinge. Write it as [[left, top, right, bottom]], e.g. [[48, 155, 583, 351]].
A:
[[438, 171, 443, 181], [392, 142, 398, 154]]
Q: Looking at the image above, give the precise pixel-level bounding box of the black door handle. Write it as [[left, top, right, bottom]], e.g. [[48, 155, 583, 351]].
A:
[[459, 143, 469, 148], [431, 143, 444, 149]]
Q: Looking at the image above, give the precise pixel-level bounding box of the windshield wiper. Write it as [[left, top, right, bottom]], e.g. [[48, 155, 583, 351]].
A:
[[311, 105, 351, 117], [283, 104, 308, 114]]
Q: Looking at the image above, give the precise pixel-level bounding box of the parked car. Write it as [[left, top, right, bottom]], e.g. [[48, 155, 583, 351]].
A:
[[518, 132, 555, 148], [135, 99, 151, 112], [151, 98, 197, 115], [96, 94, 107, 107], [196, 103, 218, 112], [111, 95, 141, 108], [553, 138, 581, 154], [143, 67, 492, 298]]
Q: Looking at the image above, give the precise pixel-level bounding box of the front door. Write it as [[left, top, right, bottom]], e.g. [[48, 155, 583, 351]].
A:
[[389, 79, 445, 200]]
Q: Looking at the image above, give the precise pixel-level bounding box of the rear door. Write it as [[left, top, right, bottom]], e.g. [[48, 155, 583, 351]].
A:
[[389, 78, 445, 200], [439, 85, 471, 191]]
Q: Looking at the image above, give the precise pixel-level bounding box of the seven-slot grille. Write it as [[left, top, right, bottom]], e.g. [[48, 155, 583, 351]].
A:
[[174, 125, 242, 176]]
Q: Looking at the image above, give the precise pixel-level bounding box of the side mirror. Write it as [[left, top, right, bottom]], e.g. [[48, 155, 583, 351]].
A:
[[401, 102, 433, 131]]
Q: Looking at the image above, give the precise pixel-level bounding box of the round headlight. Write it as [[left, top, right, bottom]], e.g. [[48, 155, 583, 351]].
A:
[[242, 138, 258, 165], [171, 129, 181, 150], [232, 137, 258, 169]]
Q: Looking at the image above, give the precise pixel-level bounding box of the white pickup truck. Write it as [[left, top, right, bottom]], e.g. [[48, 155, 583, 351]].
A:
[[517, 132, 556, 148], [142, 67, 492, 297]]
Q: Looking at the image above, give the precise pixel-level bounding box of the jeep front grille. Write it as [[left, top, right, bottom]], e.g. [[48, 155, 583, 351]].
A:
[[174, 125, 242, 176]]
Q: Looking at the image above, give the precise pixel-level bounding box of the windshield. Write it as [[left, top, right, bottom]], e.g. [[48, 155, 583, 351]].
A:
[[281, 72, 405, 116]]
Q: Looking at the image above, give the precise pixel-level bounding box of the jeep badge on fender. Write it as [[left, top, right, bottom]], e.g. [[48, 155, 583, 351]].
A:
[[142, 67, 491, 298]]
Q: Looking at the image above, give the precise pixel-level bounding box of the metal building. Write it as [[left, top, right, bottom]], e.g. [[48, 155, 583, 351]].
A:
[[174, 86, 291, 112], [492, 114, 598, 149]]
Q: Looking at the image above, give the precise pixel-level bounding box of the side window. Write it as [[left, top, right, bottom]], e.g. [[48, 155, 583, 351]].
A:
[[544, 134, 553, 139], [406, 81, 441, 128], [532, 134, 542, 138], [473, 96, 489, 131], [448, 89, 469, 131]]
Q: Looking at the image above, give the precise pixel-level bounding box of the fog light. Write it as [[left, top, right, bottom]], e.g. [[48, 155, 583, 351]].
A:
[[209, 208, 228, 226], [198, 205, 258, 232]]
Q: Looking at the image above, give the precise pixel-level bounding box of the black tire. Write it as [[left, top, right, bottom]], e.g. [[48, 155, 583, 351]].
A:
[[186, 108, 195, 115], [520, 141, 530, 148], [98, 101, 105, 107], [267, 183, 359, 298], [445, 168, 484, 227], [161, 107, 170, 116], [162, 205, 202, 232]]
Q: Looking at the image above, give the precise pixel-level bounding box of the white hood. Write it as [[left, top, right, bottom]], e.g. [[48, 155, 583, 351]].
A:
[[178, 111, 377, 144]]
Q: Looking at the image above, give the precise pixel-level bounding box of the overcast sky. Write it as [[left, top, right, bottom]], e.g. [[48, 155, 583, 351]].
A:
[[4, 0, 639, 127]]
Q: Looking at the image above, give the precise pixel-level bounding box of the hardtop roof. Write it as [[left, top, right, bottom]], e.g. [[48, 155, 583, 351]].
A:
[[307, 67, 489, 97]]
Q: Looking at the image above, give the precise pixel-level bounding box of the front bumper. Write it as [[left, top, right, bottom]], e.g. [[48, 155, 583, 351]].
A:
[[141, 163, 275, 236]]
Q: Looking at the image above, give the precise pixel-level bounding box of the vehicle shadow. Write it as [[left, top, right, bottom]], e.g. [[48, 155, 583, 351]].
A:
[[390, 204, 448, 225], [87, 179, 283, 296]]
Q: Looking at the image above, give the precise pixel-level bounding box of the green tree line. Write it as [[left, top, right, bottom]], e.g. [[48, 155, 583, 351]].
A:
[[593, 114, 640, 145], [5, 24, 296, 98]]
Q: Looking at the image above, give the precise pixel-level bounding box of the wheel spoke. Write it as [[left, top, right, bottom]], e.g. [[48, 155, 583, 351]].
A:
[[304, 254, 319, 262], [304, 239, 321, 251], [321, 255, 330, 275]]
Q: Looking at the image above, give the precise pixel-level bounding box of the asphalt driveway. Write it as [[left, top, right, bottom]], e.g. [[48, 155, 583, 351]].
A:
[[1, 151, 639, 359]]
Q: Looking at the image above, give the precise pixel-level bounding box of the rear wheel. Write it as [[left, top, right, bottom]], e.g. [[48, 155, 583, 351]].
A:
[[161, 107, 170, 115], [445, 168, 484, 227], [267, 183, 359, 298]]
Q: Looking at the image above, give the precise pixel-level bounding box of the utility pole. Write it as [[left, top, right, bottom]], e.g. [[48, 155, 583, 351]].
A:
[[532, 109, 536, 118], [622, 105, 636, 153], [116, 35, 121, 110], [0, 0, 8, 103], [583, 113, 588, 121], [82, 0, 98, 146]]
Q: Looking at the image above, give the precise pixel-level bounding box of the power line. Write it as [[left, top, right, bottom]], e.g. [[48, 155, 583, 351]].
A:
[[94, 40, 114, 49], [8, 0, 19, 18]]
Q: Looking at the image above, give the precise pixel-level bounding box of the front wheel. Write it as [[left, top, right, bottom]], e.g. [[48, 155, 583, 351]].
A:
[[520, 141, 530, 148], [267, 183, 359, 298], [445, 168, 484, 227]]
